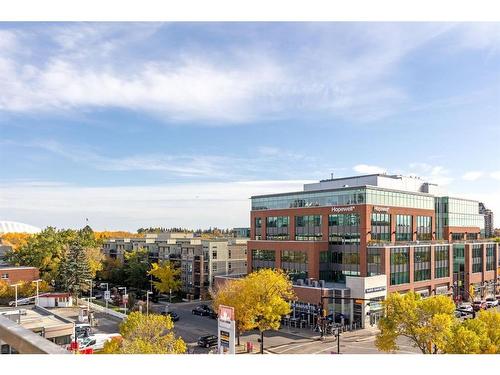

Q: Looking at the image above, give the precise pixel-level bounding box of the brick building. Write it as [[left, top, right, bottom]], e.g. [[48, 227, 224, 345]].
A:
[[0, 267, 39, 285], [247, 173, 500, 328]]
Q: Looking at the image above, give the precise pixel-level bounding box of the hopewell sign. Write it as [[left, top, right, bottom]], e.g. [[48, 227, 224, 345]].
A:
[[217, 305, 236, 354]]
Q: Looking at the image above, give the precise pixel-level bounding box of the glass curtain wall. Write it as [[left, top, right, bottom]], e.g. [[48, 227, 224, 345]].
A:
[[390, 247, 410, 285], [295, 215, 322, 241], [281, 250, 308, 280], [434, 246, 450, 279], [371, 213, 391, 241], [414, 246, 431, 282], [416, 216, 432, 240], [266, 216, 289, 240], [396, 214, 412, 241]]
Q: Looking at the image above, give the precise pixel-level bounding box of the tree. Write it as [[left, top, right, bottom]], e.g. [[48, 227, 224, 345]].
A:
[[85, 247, 105, 279], [442, 309, 500, 354], [56, 242, 92, 296], [97, 257, 126, 285], [123, 248, 150, 290], [0, 232, 32, 250], [375, 292, 456, 354], [147, 261, 181, 295], [212, 278, 256, 346], [100, 312, 186, 354]]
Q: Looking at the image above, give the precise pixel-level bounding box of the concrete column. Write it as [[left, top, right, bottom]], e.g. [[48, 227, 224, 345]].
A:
[[289, 215, 296, 241]]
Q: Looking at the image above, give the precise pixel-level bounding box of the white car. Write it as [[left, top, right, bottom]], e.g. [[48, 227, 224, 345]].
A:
[[485, 297, 498, 308], [78, 333, 121, 351], [457, 303, 473, 313]]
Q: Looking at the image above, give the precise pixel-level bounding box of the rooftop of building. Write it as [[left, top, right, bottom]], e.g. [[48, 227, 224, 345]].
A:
[[0, 266, 38, 271], [0, 305, 73, 330]]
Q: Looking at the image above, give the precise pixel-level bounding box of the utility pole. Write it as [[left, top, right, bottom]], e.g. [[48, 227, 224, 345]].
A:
[[146, 291, 153, 316]]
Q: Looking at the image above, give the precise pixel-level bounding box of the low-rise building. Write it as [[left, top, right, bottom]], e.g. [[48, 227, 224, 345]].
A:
[[0, 267, 39, 285]]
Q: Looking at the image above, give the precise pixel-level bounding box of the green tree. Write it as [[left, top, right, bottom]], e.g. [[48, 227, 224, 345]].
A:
[[56, 242, 92, 296], [101, 312, 186, 354], [375, 292, 456, 354], [147, 261, 181, 295], [123, 248, 150, 290]]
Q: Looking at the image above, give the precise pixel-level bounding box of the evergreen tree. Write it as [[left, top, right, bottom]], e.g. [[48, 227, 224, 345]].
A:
[[57, 241, 92, 296]]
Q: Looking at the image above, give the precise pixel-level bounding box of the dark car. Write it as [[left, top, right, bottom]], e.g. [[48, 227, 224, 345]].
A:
[[197, 335, 218, 348], [192, 305, 211, 316], [161, 311, 180, 322]]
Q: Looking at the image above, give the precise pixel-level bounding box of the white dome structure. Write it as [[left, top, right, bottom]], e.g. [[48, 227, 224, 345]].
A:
[[0, 221, 41, 234]]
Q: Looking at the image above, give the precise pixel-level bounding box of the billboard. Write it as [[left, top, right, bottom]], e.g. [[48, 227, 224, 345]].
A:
[[217, 305, 235, 354]]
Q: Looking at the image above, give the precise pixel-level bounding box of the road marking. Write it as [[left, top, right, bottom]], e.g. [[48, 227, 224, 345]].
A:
[[273, 340, 322, 353]]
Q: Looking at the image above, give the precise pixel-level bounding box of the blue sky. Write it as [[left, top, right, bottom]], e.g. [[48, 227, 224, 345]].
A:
[[0, 22, 499, 230]]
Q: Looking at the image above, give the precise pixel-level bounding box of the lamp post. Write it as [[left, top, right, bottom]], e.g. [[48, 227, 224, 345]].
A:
[[118, 287, 127, 315], [146, 291, 153, 316], [32, 279, 42, 306], [11, 283, 21, 307], [85, 279, 93, 312], [101, 283, 109, 314]]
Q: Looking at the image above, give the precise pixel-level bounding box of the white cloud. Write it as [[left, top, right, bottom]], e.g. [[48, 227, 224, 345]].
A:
[[407, 163, 454, 185], [353, 164, 387, 174], [462, 171, 484, 181], [0, 180, 311, 231], [490, 171, 500, 180]]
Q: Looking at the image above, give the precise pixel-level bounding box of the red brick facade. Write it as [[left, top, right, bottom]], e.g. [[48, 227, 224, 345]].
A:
[[0, 267, 39, 284]]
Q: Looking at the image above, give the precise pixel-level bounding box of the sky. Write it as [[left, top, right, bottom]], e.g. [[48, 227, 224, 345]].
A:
[[0, 22, 499, 231]]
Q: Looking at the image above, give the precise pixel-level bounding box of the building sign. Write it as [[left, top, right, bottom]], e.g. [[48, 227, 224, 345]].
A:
[[435, 286, 449, 295], [217, 305, 235, 354], [373, 206, 390, 213], [331, 206, 355, 213], [365, 286, 386, 294]]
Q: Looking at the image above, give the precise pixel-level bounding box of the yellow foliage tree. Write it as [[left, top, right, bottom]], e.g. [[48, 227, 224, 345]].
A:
[[0, 233, 33, 251], [375, 292, 456, 354], [0, 280, 51, 299], [212, 278, 256, 346], [101, 312, 186, 354], [84, 247, 105, 279], [147, 261, 181, 294], [442, 309, 500, 354]]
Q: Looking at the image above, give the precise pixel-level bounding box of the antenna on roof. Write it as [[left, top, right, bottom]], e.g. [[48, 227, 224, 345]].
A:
[[330, 172, 334, 180]]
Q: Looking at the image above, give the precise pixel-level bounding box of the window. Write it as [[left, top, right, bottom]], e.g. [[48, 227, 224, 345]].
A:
[[396, 215, 412, 241], [212, 263, 217, 272], [332, 244, 361, 281], [414, 246, 431, 282], [390, 247, 409, 285], [281, 250, 308, 280], [472, 245, 482, 273], [212, 251, 217, 259], [328, 213, 360, 244], [251, 250, 275, 269], [486, 245, 495, 271], [416, 216, 432, 240], [295, 215, 322, 241], [1, 273, 8, 280], [371, 213, 391, 241], [266, 216, 289, 240], [367, 248, 382, 276], [434, 246, 449, 279], [255, 217, 262, 240]]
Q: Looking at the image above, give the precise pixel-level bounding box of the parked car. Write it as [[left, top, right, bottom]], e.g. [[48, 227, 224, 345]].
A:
[[197, 335, 218, 348], [485, 297, 499, 308], [192, 305, 211, 316], [457, 303, 473, 313], [161, 311, 180, 322], [472, 300, 487, 311]]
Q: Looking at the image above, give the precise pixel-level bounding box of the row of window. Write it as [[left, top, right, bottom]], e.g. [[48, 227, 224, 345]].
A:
[[255, 213, 433, 241]]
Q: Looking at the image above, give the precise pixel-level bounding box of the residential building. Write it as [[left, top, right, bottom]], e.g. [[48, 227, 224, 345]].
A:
[[248, 173, 500, 328], [102, 233, 247, 299], [479, 202, 494, 238]]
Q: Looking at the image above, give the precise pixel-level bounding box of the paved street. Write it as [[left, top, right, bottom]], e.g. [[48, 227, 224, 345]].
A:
[[48, 307, 122, 335]]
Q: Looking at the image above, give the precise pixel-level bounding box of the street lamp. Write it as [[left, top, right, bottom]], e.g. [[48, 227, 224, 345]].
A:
[[32, 279, 42, 306], [11, 283, 22, 307], [146, 291, 153, 316], [118, 287, 127, 315], [100, 282, 109, 313], [85, 279, 93, 312]]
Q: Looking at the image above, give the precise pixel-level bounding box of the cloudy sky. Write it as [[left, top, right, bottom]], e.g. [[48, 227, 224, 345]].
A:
[[0, 22, 499, 231]]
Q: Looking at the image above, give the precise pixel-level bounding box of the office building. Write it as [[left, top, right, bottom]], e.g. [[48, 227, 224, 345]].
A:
[[479, 202, 494, 238], [248, 173, 500, 328]]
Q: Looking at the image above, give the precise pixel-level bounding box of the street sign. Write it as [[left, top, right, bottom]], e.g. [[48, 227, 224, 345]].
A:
[[217, 305, 235, 354], [122, 294, 128, 304], [104, 291, 111, 301]]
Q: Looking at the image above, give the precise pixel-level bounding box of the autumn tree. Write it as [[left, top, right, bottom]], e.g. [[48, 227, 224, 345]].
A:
[[375, 292, 456, 354], [148, 261, 181, 295], [0, 232, 32, 251], [97, 257, 126, 285], [212, 278, 257, 346], [100, 312, 186, 354], [442, 309, 500, 354], [85, 247, 105, 279]]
